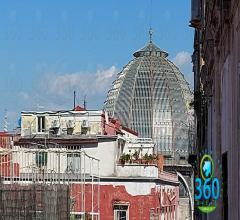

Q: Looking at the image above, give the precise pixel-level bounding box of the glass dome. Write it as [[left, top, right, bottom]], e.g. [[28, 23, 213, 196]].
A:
[[104, 39, 193, 161]]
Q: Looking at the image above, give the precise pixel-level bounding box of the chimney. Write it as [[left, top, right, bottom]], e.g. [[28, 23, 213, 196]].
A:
[[157, 154, 164, 176]]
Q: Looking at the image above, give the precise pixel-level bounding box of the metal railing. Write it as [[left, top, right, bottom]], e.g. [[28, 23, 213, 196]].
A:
[[0, 147, 100, 220]]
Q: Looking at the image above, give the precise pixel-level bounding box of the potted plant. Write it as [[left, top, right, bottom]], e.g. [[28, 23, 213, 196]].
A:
[[148, 154, 154, 164], [125, 153, 131, 163], [132, 150, 140, 163], [119, 153, 131, 166], [119, 153, 126, 166], [143, 153, 149, 165]]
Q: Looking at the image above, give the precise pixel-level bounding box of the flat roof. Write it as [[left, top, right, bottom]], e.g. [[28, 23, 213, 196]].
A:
[[21, 109, 103, 115], [15, 135, 117, 147]]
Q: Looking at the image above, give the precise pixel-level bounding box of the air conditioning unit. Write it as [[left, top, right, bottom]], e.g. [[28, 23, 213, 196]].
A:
[[67, 120, 75, 128], [49, 120, 60, 136], [51, 120, 60, 128], [81, 120, 89, 128]]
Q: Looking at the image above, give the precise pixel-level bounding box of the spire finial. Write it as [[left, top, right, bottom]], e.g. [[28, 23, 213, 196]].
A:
[[149, 0, 153, 43], [149, 27, 153, 43]]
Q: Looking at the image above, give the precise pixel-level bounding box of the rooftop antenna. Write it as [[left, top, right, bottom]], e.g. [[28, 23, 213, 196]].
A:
[[149, 0, 153, 43], [83, 95, 87, 110], [4, 109, 8, 132], [73, 90, 76, 110]]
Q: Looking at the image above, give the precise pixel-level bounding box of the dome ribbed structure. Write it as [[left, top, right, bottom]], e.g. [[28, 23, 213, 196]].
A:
[[104, 40, 193, 160]]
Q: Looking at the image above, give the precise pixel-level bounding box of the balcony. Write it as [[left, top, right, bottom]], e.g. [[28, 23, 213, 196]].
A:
[[116, 152, 163, 178], [116, 164, 158, 178]]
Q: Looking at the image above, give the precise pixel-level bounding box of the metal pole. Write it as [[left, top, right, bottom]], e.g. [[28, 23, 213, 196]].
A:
[[81, 151, 84, 215], [98, 160, 100, 220], [58, 150, 60, 184], [83, 152, 86, 219], [73, 91, 76, 110], [10, 150, 13, 184], [91, 159, 94, 220]]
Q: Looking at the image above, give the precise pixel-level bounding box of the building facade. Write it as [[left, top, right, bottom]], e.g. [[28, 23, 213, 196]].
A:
[[0, 108, 181, 219], [104, 36, 195, 219], [191, 0, 240, 219], [0, 131, 20, 177]]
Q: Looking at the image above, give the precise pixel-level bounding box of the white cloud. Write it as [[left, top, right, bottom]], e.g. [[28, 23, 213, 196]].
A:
[[29, 65, 118, 109], [42, 65, 117, 97], [172, 51, 192, 68], [94, 66, 117, 92], [13, 65, 117, 115], [172, 51, 193, 88]]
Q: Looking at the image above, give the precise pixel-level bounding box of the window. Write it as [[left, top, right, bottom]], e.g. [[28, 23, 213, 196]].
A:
[[67, 153, 81, 172], [114, 205, 129, 220], [37, 116, 45, 132], [36, 152, 47, 168]]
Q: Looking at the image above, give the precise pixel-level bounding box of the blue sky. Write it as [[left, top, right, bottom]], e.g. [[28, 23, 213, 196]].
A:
[[0, 0, 193, 130]]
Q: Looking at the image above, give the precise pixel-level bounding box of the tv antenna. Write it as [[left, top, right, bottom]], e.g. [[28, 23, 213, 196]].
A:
[[73, 90, 76, 110], [83, 95, 87, 110], [3, 109, 8, 132]]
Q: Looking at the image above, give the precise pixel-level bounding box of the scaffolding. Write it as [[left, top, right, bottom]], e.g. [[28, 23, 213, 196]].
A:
[[0, 183, 70, 220], [0, 147, 100, 220]]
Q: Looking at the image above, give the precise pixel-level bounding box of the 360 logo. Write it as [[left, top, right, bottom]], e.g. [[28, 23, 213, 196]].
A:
[[195, 154, 221, 213]]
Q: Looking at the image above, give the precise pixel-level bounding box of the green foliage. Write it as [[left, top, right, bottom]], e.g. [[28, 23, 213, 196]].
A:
[[119, 153, 131, 164], [148, 154, 154, 161], [120, 152, 157, 165], [144, 153, 149, 161], [70, 215, 77, 220], [132, 150, 140, 160]]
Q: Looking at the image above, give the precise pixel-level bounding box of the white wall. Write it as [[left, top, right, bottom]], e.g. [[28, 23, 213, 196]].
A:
[[84, 140, 116, 177], [116, 165, 158, 178]]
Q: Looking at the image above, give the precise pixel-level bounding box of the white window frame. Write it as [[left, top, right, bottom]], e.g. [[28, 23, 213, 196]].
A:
[[114, 204, 129, 220], [66, 153, 81, 173], [37, 116, 46, 133]]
